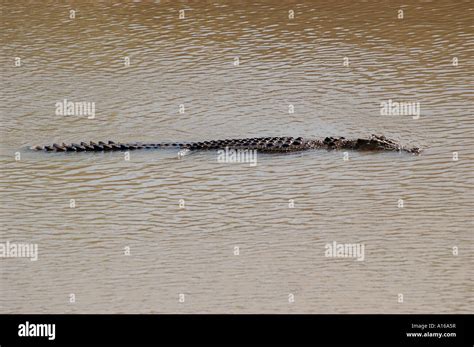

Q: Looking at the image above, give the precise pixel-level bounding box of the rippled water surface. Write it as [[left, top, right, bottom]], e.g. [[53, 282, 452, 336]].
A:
[[0, 0, 473, 313]]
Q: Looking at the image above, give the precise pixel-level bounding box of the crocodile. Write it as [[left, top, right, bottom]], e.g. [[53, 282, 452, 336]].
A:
[[30, 135, 420, 154]]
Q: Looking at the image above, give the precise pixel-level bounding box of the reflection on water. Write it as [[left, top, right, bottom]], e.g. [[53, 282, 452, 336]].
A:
[[0, 0, 473, 313]]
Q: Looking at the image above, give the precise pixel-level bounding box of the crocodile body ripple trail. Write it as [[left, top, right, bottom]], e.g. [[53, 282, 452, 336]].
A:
[[30, 135, 420, 154]]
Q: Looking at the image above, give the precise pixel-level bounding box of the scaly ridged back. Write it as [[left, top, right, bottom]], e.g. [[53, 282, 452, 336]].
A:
[[30, 137, 310, 153]]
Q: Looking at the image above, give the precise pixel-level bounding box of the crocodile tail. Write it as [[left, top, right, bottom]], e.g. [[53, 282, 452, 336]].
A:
[[30, 141, 187, 152]]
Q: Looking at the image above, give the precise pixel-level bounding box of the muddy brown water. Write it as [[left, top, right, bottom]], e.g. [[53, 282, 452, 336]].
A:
[[0, 0, 473, 313]]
